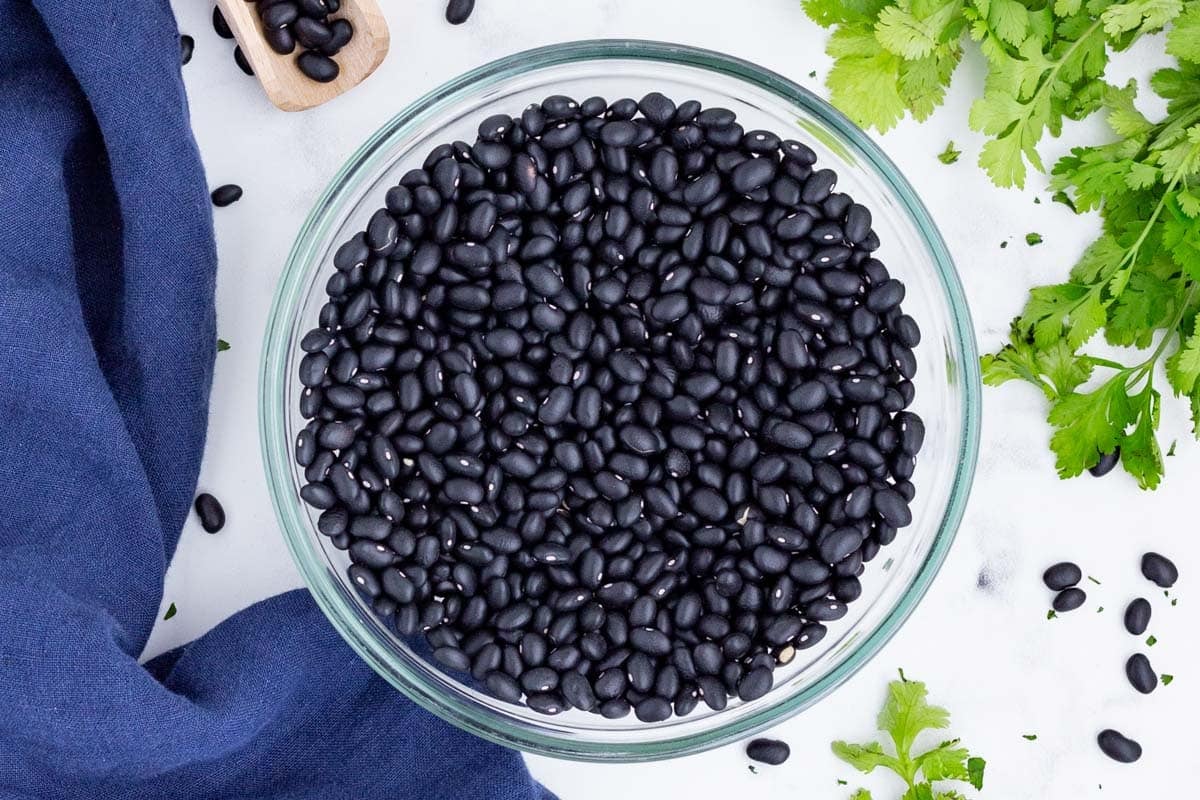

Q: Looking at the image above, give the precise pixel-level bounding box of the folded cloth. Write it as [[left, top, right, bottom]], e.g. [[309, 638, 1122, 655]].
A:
[[0, 2, 553, 798]]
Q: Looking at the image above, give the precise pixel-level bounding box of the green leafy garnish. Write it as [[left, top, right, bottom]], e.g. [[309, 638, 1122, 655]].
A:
[[833, 674, 986, 799], [217, 338, 231, 352], [1147, 635, 1158, 646], [164, 602, 177, 621], [1023, 734, 1038, 740], [1162, 673, 1174, 684], [939, 141, 963, 164], [1047, 609, 1057, 619], [803, 0, 1183, 187], [806, 0, 1200, 485], [1025, 232, 1044, 246]]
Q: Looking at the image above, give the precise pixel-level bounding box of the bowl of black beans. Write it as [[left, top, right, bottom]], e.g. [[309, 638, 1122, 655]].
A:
[[261, 40, 981, 760]]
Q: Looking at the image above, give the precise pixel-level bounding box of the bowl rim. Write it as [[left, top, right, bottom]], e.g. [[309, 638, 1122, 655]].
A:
[[260, 38, 981, 761]]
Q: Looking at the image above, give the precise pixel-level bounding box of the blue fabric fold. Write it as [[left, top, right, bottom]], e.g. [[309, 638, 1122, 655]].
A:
[[0, 2, 552, 798]]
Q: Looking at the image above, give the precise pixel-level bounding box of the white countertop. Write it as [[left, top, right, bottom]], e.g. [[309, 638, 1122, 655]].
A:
[[155, 1, 1198, 796]]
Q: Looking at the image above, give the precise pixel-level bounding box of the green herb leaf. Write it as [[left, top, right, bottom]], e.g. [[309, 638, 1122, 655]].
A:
[[833, 676, 986, 798], [1147, 635, 1158, 646], [164, 602, 177, 621], [1025, 232, 1044, 246], [1023, 733, 1038, 740], [1162, 673, 1174, 684], [938, 141, 962, 164], [217, 338, 231, 352]]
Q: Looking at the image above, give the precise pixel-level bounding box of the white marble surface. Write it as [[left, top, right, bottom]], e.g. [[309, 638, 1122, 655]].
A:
[[154, 1, 1198, 796]]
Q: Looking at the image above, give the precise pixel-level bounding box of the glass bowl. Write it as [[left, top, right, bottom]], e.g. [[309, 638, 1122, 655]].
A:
[[260, 39, 980, 762]]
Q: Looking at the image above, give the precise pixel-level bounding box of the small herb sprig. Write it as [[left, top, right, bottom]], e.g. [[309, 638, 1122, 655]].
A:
[[833, 673, 986, 799]]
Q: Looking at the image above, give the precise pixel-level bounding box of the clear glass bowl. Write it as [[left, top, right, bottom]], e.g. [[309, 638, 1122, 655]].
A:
[[260, 40, 980, 761]]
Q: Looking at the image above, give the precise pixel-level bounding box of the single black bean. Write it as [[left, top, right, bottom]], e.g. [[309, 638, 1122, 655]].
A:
[[1140, 551, 1178, 588], [445, 0, 475, 24], [1097, 729, 1142, 763], [1123, 597, 1151, 635], [1053, 587, 1087, 612], [1125, 653, 1157, 694], [194, 493, 225, 533], [746, 738, 790, 765], [297, 51, 339, 83], [211, 184, 242, 207], [1043, 561, 1082, 591]]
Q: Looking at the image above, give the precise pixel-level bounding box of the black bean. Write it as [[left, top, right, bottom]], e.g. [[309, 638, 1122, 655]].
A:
[[1088, 447, 1120, 477], [445, 0, 475, 25], [212, 6, 233, 38], [736, 666, 773, 701], [1053, 587, 1086, 612], [211, 184, 243, 207], [1140, 551, 1178, 588], [1042, 561, 1082, 591], [194, 493, 225, 533], [233, 46, 254, 76], [320, 19, 354, 56], [1123, 597, 1151, 635], [1125, 653, 1157, 694], [297, 51, 339, 83], [746, 738, 790, 765], [1097, 729, 1141, 763], [180, 34, 195, 64]]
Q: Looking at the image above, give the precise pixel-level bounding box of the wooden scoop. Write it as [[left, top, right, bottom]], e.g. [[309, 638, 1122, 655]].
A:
[[215, 0, 390, 112]]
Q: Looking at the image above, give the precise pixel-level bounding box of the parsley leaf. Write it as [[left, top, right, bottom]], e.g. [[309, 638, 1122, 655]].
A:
[[1026, 232, 1044, 246], [833, 675, 985, 799], [1162, 673, 1174, 684], [164, 602, 177, 621], [938, 141, 962, 164], [217, 338, 231, 352]]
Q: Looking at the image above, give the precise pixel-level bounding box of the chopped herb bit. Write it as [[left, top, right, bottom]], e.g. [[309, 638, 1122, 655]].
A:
[[1161, 674, 1174, 685], [1087, 575, 1101, 585], [164, 602, 177, 620], [1146, 635, 1157, 647], [1097, 606, 1104, 613], [897, 667, 908, 682], [217, 338, 231, 352], [938, 141, 962, 165], [1024, 232, 1043, 246], [1034, 197, 1041, 204], [1047, 609, 1057, 619], [1050, 190, 1076, 211], [1000, 240, 1008, 249], [748, 765, 758, 774], [1167, 440, 1177, 457], [837, 779, 848, 785], [808, 70, 817, 78], [1172, 598, 1178, 606], [1023, 734, 1038, 741]]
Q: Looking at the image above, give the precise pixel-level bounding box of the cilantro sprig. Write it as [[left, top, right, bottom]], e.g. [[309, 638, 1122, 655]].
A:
[[803, 0, 1186, 188], [833, 673, 986, 799], [805, 0, 1200, 487]]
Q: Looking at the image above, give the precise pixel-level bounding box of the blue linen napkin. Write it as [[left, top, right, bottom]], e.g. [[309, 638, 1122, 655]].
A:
[[0, 2, 554, 798]]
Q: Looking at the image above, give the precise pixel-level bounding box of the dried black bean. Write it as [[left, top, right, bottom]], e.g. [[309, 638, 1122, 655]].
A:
[[1053, 587, 1087, 612], [1097, 729, 1141, 763], [194, 493, 225, 533], [746, 738, 790, 765], [445, 0, 475, 24], [1042, 561, 1081, 591], [1140, 551, 1178, 588], [1123, 597, 1151, 635], [211, 184, 242, 207], [1125, 653, 1157, 694]]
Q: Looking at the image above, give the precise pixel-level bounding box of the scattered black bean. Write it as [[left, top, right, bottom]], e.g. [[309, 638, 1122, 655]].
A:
[[746, 738, 790, 765], [1125, 653, 1157, 694], [1097, 729, 1141, 763], [1140, 551, 1178, 588], [1042, 561, 1082, 591], [212, 6, 233, 39], [180, 34, 195, 65], [1088, 447, 1120, 477], [194, 492, 225, 533], [445, 0, 475, 24], [233, 45, 254, 76], [211, 184, 243, 207], [295, 94, 922, 720], [1052, 587, 1086, 612], [1123, 597, 1151, 635]]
